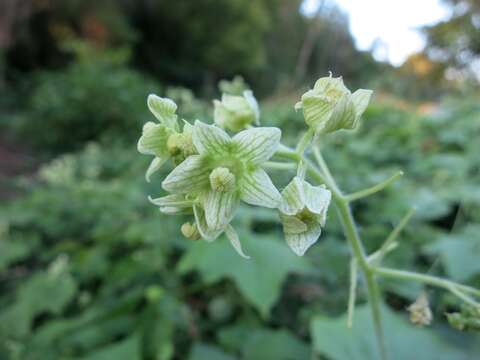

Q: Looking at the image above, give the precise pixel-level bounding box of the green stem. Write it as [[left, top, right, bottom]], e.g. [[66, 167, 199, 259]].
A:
[[345, 171, 404, 202], [372, 267, 480, 301], [264, 161, 297, 171], [310, 150, 388, 360]]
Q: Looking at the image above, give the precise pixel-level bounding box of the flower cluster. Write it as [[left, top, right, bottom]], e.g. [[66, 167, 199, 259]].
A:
[[138, 76, 370, 258]]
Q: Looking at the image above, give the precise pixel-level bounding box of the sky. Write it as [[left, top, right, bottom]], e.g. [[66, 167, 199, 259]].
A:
[[302, 0, 451, 66]]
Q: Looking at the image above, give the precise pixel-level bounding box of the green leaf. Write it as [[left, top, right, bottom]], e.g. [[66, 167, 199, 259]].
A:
[[82, 335, 141, 360], [178, 232, 312, 316], [188, 343, 237, 360], [220, 325, 310, 360], [311, 305, 474, 360], [426, 225, 480, 281]]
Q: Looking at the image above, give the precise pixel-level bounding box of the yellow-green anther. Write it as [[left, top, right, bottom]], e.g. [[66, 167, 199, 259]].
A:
[[167, 133, 183, 156], [209, 167, 236, 193], [407, 292, 433, 326], [181, 222, 201, 240]]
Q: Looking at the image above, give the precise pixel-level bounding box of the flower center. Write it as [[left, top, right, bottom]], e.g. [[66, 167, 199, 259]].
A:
[[209, 167, 236, 193]]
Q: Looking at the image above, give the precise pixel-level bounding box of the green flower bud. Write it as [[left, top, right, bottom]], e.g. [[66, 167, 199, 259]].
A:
[[214, 90, 259, 132], [167, 133, 184, 156], [296, 75, 372, 135], [407, 292, 433, 326], [181, 222, 201, 240], [209, 167, 236, 193]]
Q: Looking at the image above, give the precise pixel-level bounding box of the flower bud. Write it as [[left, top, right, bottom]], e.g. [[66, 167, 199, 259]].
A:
[[214, 90, 259, 132], [407, 292, 433, 326], [296, 75, 372, 135], [209, 167, 236, 193], [181, 222, 201, 240], [167, 133, 183, 156]]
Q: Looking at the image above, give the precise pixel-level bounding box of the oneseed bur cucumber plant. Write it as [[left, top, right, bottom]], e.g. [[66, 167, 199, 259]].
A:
[[138, 75, 480, 359]]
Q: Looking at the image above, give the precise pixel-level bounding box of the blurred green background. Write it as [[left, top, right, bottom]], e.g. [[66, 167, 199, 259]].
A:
[[1, 0, 480, 359]]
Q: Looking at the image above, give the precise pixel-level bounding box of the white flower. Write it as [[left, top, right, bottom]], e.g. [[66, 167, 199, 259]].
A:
[[214, 90, 260, 131], [295, 76, 372, 135], [279, 177, 331, 256]]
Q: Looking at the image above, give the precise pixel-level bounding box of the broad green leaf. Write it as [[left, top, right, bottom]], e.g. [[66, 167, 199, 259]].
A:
[[219, 325, 310, 360], [311, 305, 474, 360], [178, 232, 312, 316], [82, 335, 140, 360], [426, 225, 480, 281], [188, 343, 237, 360]]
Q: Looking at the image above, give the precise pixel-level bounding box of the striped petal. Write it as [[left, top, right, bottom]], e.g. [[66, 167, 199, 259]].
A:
[[225, 225, 250, 259], [162, 155, 210, 193], [137, 122, 172, 157], [145, 156, 168, 182], [204, 190, 239, 231], [192, 121, 231, 155], [232, 127, 281, 165], [147, 94, 178, 129], [285, 222, 323, 256], [280, 176, 306, 215], [193, 204, 223, 241], [240, 168, 281, 208]]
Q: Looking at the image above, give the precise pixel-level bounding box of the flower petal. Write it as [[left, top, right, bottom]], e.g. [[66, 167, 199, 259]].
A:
[[148, 193, 192, 215], [193, 204, 223, 241], [192, 121, 231, 155], [351, 89, 373, 118], [280, 214, 308, 234], [137, 122, 172, 156], [321, 95, 357, 133], [147, 94, 178, 129], [243, 90, 260, 125], [145, 156, 168, 182], [285, 223, 322, 256], [232, 127, 281, 164], [225, 225, 250, 259], [280, 176, 306, 215], [162, 155, 210, 193], [204, 190, 239, 231], [240, 168, 281, 208], [303, 182, 331, 221]]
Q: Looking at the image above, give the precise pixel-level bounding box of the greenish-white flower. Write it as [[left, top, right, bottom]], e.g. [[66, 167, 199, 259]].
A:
[[295, 76, 372, 135], [279, 177, 331, 256], [138, 95, 196, 182], [162, 121, 282, 244], [214, 90, 260, 132]]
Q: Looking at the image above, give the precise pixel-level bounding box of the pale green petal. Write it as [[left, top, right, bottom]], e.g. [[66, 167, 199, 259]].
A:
[[351, 89, 373, 118], [225, 225, 250, 259], [204, 190, 239, 231], [137, 122, 172, 156], [243, 90, 260, 125], [280, 176, 306, 215], [285, 223, 322, 256], [162, 155, 210, 193], [313, 76, 349, 94], [147, 94, 178, 129], [303, 182, 331, 219], [193, 204, 223, 241], [192, 121, 231, 155], [301, 93, 335, 130], [320, 95, 357, 133], [240, 168, 281, 208], [280, 214, 308, 234], [145, 156, 168, 182], [148, 194, 192, 215], [232, 127, 281, 165]]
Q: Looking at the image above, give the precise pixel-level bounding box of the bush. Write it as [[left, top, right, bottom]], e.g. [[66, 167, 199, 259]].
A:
[[13, 57, 161, 153]]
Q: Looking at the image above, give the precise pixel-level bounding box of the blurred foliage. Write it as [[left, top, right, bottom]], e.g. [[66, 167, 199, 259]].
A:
[[423, 0, 480, 75], [1, 94, 480, 358]]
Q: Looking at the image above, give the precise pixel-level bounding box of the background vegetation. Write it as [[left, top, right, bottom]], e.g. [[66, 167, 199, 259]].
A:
[[0, 0, 479, 359]]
